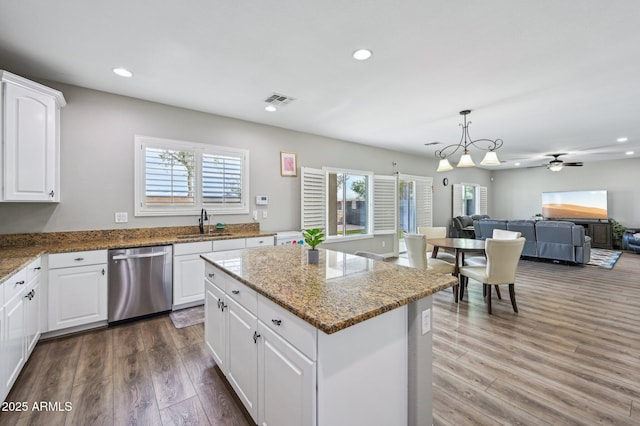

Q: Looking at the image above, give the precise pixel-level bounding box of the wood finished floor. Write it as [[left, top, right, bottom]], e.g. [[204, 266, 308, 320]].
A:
[[1, 251, 639, 425]]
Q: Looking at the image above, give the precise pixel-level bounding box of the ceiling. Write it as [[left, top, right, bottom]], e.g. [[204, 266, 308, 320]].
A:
[[1, 0, 639, 170]]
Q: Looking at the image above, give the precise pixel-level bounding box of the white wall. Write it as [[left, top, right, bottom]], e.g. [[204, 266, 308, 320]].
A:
[[0, 81, 492, 248], [490, 157, 640, 227]]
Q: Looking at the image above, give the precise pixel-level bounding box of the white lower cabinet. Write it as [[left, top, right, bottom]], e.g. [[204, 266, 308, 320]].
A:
[[1, 258, 42, 403], [48, 250, 107, 331], [204, 262, 316, 426], [173, 241, 213, 308], [204, 279, 226, 369], [258, 322, 316, 426]]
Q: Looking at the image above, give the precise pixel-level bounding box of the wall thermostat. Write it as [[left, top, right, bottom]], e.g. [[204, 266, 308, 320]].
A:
[[256, 195, 269, 205]]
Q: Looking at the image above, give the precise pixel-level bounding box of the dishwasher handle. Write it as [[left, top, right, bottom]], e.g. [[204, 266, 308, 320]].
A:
[[112, 251, 169, 261]]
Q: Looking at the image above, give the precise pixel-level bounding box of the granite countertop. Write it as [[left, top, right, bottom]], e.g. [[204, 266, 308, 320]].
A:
[[202, 245, 457, 334], [0, 225, 276, 285]]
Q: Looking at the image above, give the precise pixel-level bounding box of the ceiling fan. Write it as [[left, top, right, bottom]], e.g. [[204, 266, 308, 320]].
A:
[[543, 153, 583, 172]]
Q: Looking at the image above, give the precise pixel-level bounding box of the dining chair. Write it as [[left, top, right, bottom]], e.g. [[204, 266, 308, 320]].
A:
[[404, 233, 456, 274], [492, 229, 522, 239], [417, 226, 456, 263], [458, 237, 525, 314]]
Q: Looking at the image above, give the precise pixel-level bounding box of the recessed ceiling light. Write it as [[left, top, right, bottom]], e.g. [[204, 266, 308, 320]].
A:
[[617, 137, 628, 142], [112, 67, 133, 78], [352, 49, 373, 61], [515, 162, 521, 166], [265, 105, 277, 112], [626, 151, 634, 155]]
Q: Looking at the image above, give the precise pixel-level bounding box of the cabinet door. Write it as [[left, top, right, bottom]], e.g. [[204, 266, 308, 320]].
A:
[[24, 277, 41, 356], [174, 254, 206, 307], [204, 279, 226, 369], [0, 305, 6, 402], [226, 297, 258, 422], [48, 264, 108, 331], [3, 82, 58, 201], [258, 322, 316, 426], [3, 295, 26, 393]]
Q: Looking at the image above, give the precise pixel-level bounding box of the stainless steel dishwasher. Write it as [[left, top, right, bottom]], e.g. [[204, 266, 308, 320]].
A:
[[108, 245, 173, 323]]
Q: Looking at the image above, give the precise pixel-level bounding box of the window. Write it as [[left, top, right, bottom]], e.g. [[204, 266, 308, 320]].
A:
[[452, 183, 487, 217], [328, 171, 369, 237], [135, 135, 249, 216], [301, 167, 396, 241]]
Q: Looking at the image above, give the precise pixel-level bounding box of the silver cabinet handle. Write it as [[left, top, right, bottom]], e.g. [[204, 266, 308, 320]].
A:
[[231, 290, 240, 295], [271, 319, 282, 326]]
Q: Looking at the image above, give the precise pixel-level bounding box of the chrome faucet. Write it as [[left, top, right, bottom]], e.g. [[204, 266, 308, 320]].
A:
[[199, 208, 209, 234]]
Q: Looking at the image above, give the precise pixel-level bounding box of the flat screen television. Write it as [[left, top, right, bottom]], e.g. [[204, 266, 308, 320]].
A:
[[541, 190, 608, 220]]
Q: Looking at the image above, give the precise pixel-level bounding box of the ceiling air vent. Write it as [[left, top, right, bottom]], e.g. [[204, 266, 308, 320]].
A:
[[264, 93, 296, 107]]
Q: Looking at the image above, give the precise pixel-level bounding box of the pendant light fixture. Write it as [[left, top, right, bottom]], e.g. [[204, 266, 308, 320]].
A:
[[432, 110, 503, 172]]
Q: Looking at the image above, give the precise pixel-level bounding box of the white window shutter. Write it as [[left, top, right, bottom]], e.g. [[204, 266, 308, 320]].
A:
[[415, 177, 433, 228], [372, 175, 397, 234], [452, 184, 464, 217], [301, 167, 326, 230], [478, 186, 488, 215]]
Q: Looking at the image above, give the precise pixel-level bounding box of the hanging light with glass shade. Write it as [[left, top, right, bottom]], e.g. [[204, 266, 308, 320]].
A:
[[430, 110, 503, 172]]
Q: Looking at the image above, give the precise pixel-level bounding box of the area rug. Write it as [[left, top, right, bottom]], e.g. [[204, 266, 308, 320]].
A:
[[586, 249, 622, 270], [169, 305, 204, 328]]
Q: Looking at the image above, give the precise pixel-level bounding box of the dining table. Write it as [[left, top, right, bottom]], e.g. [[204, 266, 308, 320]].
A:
[[429, 237, 486, 276]]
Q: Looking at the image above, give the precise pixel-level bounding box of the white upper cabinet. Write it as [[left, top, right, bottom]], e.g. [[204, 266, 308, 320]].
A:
[[1, 71, 66, 202]]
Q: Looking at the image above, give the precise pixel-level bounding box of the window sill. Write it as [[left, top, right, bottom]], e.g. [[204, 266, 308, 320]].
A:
[[323, 234, 374, 244]]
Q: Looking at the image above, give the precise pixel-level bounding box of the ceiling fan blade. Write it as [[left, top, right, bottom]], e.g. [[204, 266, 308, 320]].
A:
[[564, 162, 583, 166]]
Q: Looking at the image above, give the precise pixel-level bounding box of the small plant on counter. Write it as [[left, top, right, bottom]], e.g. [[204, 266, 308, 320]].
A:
[[302, 228, 325, 264]]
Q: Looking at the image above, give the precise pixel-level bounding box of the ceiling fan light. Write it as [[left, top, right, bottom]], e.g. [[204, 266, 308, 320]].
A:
[[457, 153, 475, 168], [548, 162, 563, 172], [436, 158, 454, 172], [480, 151, 500, 166]]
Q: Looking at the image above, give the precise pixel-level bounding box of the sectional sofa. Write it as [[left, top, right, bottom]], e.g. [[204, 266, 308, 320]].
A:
[[473, 219, 592, 264]]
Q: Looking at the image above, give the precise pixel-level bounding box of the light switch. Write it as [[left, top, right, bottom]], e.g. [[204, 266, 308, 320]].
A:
[[262, 210, 268, 219], [421, 309, 431, 335]]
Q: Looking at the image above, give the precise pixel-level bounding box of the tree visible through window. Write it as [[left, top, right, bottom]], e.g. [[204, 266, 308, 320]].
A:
[[328, 172, 369, 236]]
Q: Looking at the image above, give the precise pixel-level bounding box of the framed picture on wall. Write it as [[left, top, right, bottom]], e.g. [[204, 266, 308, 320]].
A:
[[280, 151, 297, 177]]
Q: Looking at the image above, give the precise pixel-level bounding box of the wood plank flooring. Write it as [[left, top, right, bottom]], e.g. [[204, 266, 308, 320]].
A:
[[1, 251, 639, 425]]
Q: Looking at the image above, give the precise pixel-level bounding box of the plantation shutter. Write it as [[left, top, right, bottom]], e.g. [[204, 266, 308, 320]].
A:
[[301, 167, 326, 230], [452, 184, 464, 217], [144, 147, 196, 207], [415, 177, 433, 228], [202, 153, 243, 207], [477, 186, 488, 215], [372, 175, 397, 234]]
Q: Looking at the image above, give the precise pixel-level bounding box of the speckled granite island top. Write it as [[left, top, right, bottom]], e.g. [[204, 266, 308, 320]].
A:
[[202, 245, 457, 334]]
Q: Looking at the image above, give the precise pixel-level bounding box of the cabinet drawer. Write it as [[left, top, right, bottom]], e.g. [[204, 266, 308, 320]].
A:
[[205, 263, 230, 292], [246, 236, 274, 248], [227, 277, 257, 315], [213, 238, 246, 251], [174, 241, 213, 256], [4, 268, 27, 303], [49, 250, 107, 269], [26, 257, 42, 282], [258, 295, 317, 360]]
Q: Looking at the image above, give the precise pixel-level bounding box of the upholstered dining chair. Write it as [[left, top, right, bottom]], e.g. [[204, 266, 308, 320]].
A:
[[458, 237, 525, 314], [417, 226, 456, 263], [404, 233, 456, 273], [492, 229, 522, 239]]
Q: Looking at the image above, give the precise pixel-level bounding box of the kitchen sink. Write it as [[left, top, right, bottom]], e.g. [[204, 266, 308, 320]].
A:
[[177, 233, 233, 239]]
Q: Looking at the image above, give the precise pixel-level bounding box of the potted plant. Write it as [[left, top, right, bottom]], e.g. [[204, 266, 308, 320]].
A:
[[610, 218, 626, 249], [302, 228, 325, 264]]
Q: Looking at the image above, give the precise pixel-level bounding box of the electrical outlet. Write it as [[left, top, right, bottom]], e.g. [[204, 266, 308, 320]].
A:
[[115, 212, 128, 223], [382, 241, 386, 248], [253, 210, 258, 221], [421, 309, 431, 335], [262, 210, 268, 219]]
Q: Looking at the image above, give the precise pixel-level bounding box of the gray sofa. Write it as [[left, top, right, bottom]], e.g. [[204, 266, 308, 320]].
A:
[[473, 219, 591, 264], [452, 215, 490, 238]]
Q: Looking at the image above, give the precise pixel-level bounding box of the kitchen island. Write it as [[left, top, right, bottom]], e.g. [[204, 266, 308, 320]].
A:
[[202, 244, 457, 426]]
